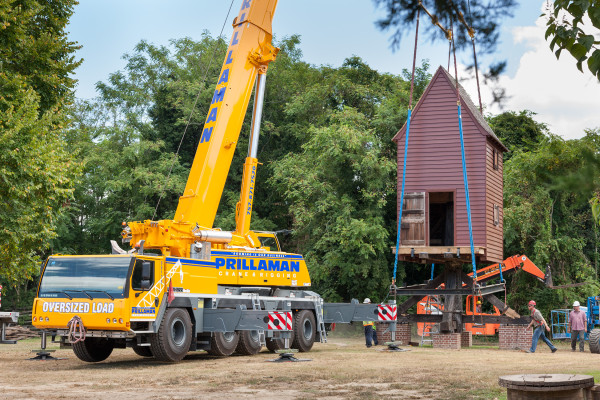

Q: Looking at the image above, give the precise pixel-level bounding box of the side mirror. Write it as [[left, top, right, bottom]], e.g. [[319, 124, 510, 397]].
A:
[[141, 261, 152, 281]]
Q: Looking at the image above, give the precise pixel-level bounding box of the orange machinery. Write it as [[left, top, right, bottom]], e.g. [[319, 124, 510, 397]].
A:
[[418, 255, 547, 336]]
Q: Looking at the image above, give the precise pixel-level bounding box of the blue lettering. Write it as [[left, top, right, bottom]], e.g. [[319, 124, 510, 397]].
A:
[[280, 261, 290, 272], [218, 68, 230, 85], [225, 50, 234, 65], [231, 31, 239, 46], [212, 87, 226, 104], [291, 261, 300, 272], [206, 107, 218, 124], [200, 126, 213, 143], [215, 258, 225, 269], [241, 0, 251, 10], [226, 259, 236, 270], [258, 260, 267, 271], [249, 259, 256, 271], [259, 260, 268, 271], [267, 260, 279, 271], [132, 307, 156, 314]]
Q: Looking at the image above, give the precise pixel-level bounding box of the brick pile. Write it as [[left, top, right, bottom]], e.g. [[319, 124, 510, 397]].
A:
[[499, 324, 532, 350]]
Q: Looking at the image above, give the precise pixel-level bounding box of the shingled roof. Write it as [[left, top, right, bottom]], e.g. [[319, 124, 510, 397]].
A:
[[393, 66, 508, 152]]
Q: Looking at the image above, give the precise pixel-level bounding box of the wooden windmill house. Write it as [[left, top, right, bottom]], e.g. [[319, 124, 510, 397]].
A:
[[393, 66, 508, 265]]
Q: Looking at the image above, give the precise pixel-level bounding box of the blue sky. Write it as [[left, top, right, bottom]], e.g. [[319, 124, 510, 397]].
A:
[[68, 1, 598, 139]]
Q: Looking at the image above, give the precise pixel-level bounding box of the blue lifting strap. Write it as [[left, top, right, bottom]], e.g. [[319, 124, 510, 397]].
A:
[[457, 104, 477, 279], [499, 262, 505, 283], [430, 263, 435, 281], [393, 109, 412, 283]]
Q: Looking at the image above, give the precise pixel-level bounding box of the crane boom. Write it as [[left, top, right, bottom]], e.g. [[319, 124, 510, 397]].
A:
[[125, 0, 279, 256], [175, 0, 278, 227]]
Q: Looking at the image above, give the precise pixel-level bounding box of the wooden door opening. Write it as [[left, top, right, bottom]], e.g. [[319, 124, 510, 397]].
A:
[[429, 192, 454, 246]]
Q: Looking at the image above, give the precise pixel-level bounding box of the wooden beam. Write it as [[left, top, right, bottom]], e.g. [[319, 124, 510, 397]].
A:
[[397, 272, 446, 314], [393, 246, 486, 255], [483, 294, 521, 318]]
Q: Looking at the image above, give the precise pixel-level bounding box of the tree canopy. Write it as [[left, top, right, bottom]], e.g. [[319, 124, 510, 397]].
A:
[[0, 0, 81, 289], [545, 0, 600, 80]]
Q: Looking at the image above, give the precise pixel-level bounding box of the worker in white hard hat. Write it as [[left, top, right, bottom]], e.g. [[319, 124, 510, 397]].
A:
[[362, 298, 378, 347], [568, 300, 587, 352]]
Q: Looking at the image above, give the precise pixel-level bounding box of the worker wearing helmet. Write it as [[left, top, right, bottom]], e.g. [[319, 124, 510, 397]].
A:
[[525, 300, 557, 353], [362, 298, 378, 348], [568, 300, 587, 352], [475, 299, 482, 314]]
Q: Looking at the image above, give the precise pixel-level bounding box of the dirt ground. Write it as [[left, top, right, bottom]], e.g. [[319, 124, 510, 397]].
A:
[[1, 332, 599, 400]]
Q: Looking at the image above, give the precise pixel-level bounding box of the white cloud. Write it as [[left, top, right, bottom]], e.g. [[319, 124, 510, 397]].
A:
[[462, 10, 600, 140]]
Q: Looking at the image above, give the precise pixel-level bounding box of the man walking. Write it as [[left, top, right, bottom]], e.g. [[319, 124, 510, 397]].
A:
[[568, 300, 587, 352], [526, 300, 557, 353]]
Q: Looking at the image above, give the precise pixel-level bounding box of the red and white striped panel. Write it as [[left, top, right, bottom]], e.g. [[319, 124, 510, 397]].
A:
[[267, 311, 292, 330], [377, 304, 397, 321]]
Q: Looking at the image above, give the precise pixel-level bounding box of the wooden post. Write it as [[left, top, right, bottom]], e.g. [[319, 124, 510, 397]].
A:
[[440, 265, 463, 333]]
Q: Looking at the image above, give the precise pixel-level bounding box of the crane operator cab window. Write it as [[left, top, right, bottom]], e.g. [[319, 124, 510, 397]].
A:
[[255, 232, 281, 252], [131, 259, 154, 291]]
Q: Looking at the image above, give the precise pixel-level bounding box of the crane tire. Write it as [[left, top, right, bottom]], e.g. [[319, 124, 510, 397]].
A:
[[132, 344, 153, 358], [150, 308, 192, 362], [265, 336, 285, 353], [72, 337, 114, 362], [291, 309, 316, 352], [207, 332, 239, 356], [235, 330, 262, 355], [589, 329, 600, 354]]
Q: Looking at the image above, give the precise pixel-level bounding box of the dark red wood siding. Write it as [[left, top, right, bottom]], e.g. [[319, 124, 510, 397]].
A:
[[485, 139, 504, 262], [394, 67, 503, 263]]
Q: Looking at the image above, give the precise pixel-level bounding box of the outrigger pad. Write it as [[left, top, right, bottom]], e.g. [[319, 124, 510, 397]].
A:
[[28, 349, 65, 361], [382, 342, 410, 352], [267, 349, 311, 362]]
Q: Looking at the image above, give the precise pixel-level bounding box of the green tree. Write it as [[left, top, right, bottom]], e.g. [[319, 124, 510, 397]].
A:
[[373, 0, 515, 81], [272, 58, 407, 302], [0, 0, 81, 291], [487, 110, 548, 159], [503, 134, 600, 312], [545, 0, 600, 80]]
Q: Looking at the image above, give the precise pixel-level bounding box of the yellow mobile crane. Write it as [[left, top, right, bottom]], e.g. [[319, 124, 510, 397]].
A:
[[32, 0, 395, 362]]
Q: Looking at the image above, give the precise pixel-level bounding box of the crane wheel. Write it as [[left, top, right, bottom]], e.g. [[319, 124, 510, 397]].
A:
[[207, 331, 239, 356], [589, 329, 600, 354], [291, 309, 316, 352], [150, 308, 192, 362], [235, 330, 262, 355], [132, 344, 154, 358], [72, 337, 114, 362], [265, 336, 285, 353]]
